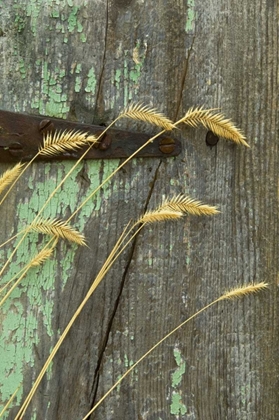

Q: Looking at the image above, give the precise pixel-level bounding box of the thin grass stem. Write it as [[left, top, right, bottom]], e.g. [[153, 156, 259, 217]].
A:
[[67, 130, 166, 223], [0, 154, 39, 206], [0, 240, 56, 307], [82, 282, 268, 418], [0, 384, 21, 418], [14, 223, 131, 420], [0, 265, 30, 296], [0, 119, 118, 277], [0, 230, 25, 249]]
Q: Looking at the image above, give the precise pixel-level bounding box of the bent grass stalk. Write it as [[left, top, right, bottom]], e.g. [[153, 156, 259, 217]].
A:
[[0, 163, 26, 197], [2, 104, 246, 417], [0, 384, 21, 418], [67, 105, 244, 223], [0, 241, 56, 308], [82, 282, 268, 419], [0, 106, 175, 323], [0, 131, 97, 207], [13, 220, 156, 419], [14, 201, 216, 419], [14, 223, 132, 420], [0, 104, 172, 278], [0, 104, 245, 278]]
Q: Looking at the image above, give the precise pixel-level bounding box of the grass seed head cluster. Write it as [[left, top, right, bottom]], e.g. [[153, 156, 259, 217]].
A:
[[0, 103, 267, 419]]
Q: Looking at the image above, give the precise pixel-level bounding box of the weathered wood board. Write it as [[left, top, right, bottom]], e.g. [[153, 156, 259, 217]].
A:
[[0, 0, 278, 419]]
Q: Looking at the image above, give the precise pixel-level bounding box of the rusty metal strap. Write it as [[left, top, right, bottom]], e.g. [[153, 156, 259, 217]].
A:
[[0, 110, 182, 163]]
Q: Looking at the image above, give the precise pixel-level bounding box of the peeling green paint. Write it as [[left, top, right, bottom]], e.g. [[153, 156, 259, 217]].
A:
[[114, 42, 146, 105], [170, 392, 187, 416], [31, 60, 70, 117], [18, 58, 27, 80], [124, 354, 134, 368], [80, 33, 87, 43], [170, 348, 187, 416], [74, 64, 82, 92], [13, 6, 26, 33], [75, 76, 82, 92], [172, 349, 186, 387], [52, 9, 60, 18], [85, 67, 97, 95], [0, 156, 120, 415], [75, 63, 82, 74], [13, 1, 86, 39], [185, 0, 195, 32], [67, 6, 82, 33]]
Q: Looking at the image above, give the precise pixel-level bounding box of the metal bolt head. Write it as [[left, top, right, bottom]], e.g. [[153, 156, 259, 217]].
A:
[[39, 119, 55, 134], [206, 131, 219, 147], [159, 137, 175, 154], [9, 142, 23, 157], [99, 134, 111, 150]]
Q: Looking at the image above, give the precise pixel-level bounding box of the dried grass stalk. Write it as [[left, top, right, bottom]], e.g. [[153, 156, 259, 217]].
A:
[[161, 194, 219, 216], [0, 163, 25, 195], [0, 243, 56, 308], [120, 103, 175, 131], [39, 130, 97, 157], [181, 107, 249, 147], [220, 282, 268, 300], [31, 218, 86, 245], [139, 209, 183, 224], [0, 385, 21, 417], [29, 247, 55, 267], [82, 281, 267, 419]]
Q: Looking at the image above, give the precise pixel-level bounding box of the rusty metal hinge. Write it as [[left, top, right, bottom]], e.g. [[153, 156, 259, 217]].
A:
[[0, 110, 182, 163]]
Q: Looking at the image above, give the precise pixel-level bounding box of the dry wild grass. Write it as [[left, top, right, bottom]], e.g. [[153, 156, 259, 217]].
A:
[[82, 282, 268, 419], [179, 106, 249, 147], [39, 129, 97, 157], [119, 103, 176, 131], [161, 194, 220, 216], [0, 163, 25, 196], [30, 217, 86, 246], [0, 103, 262, 420]]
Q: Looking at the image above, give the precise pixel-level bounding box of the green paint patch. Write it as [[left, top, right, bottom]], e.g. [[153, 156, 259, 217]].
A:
[[67, 6, 82, 33], [85, 67, 97, 94], [170, 392, 187, 416], [31, 60, 70, 117], [75, 76, 82, 92], [124, 354, 134, 368], [170, 348, 187, 416], [51, 9, 60, 18], [25, 0, 43, 36], [75, 63, 82, 74], [172, 348, 186, 387], [80, 33, 87, 43], [172, 359, 186, 387], [185, 0, 195, 32], [13, 6, 27, 33], [114, 41, 147, 104], [18, 58, 27, 80]]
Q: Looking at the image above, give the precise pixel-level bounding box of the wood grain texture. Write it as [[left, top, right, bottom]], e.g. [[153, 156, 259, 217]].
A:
[[0, 0, 278, 419]]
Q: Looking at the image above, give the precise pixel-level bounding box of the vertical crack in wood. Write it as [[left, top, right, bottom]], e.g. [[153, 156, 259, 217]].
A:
[[93, 0, 109, 120], [174, 34, 196, 120], [88, 161, 162, 415]]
